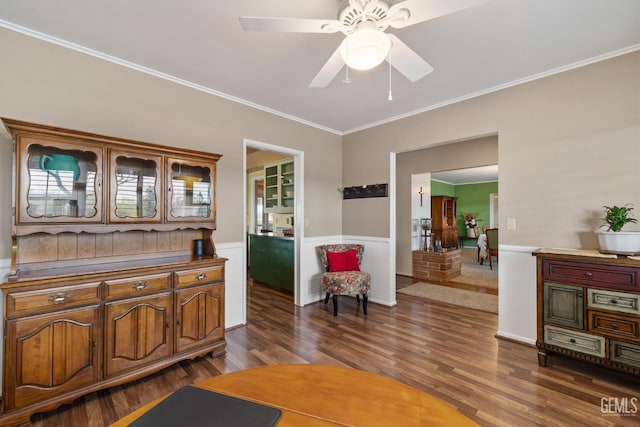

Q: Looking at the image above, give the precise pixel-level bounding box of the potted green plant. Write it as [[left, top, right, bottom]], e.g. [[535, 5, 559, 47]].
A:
[[596, 204, 640, 255]]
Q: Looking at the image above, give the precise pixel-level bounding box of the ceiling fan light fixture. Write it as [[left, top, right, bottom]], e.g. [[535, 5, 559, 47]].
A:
[[339, 27, 391, 71]]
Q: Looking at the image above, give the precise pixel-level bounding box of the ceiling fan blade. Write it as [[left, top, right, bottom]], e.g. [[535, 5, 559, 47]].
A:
[[387, 34, 433, 82], [239, 16, 344, 33], [309, 46, 345, 88], [387, 0, 490, 29]]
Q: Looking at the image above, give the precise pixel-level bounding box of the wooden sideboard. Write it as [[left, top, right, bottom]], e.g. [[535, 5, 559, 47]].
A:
[[534, 250, 640, 376], [0, 119, 227, 426]]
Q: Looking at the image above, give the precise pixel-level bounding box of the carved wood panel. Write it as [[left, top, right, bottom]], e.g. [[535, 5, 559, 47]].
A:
[[105, 293, 172, 377]]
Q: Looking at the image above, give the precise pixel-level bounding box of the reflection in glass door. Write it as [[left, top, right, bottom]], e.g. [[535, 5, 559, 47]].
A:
[[26, 143, 99, 220], [254, 179, 273, 232], [114, 157, 158, 219]]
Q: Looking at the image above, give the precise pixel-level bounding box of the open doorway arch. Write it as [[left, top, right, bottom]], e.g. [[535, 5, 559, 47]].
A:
[[391, 135, 499, 295]]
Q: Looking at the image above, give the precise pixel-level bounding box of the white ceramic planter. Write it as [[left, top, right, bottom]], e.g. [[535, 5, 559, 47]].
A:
[[596, 231, 640, 255]]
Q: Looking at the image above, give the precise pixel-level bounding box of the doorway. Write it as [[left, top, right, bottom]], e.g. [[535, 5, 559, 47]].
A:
[[393, 135, 499, 302], [243, 139, 304, 314], [430, 165, 499, 293], [489, 193, 499, 228]]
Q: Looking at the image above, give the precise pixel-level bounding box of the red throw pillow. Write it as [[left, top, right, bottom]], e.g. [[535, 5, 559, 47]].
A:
[[326, 249, 360, 272]]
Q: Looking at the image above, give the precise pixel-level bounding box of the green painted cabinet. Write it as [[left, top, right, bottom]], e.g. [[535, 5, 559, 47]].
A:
[[249, 234, 294, 292]]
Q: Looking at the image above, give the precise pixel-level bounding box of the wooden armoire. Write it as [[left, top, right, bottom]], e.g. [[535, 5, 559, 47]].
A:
[[431, 195, 458, 248]]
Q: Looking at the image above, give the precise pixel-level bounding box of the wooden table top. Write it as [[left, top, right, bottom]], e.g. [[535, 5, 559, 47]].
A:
[[111, 364, 478, 426]]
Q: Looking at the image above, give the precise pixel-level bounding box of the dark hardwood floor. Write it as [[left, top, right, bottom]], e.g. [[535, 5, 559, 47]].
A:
[[29, 276, 639, 426]]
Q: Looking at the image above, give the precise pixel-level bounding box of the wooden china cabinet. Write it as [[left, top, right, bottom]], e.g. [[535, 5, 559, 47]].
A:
[[431, 195, 458, 249], [0, 119, 226, 427]]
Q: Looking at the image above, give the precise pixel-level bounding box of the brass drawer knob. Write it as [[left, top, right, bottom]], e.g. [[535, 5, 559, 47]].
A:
[[132, 281, 148, 291], [49, 293, 69, 304], [195, 272, 207, 281], [611, 323, 619, 329], [569, 338, 576, 344], [584, 272, 593, 278]]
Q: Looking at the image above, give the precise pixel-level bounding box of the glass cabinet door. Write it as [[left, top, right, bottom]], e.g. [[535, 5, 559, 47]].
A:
[[264, 164, 279, 211], [108, 150, 162, 223], [18, 137, 103, 224], [166, 157, 216, 223], [263, 158, 294, 214], [280, 159, 294, 213]]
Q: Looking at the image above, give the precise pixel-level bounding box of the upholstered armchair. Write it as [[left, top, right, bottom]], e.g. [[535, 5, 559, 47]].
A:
[[317, 244, 371, 316]]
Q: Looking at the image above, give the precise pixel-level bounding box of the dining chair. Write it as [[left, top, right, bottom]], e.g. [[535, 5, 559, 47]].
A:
[[485, 228, 499, 270], [317, 244, 370, 316]]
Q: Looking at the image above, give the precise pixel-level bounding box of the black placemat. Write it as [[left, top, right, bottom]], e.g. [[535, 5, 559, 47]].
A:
[[129, 385, 282, 427]]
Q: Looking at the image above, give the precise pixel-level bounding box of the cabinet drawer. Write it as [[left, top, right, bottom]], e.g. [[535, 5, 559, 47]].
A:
[[6, 282, 101, 318], [610, 340, 640, 368], [544, 325, 605, 358], [175, 265, 224, 288], [543, 260, 639, 291], [104, 272, 171, 300], [588, 310, 640, 341], [587, 288, 640, 315]]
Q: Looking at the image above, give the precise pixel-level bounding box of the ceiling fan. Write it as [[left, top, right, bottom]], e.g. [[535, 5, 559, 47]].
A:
[[240, 0, 488, 88]]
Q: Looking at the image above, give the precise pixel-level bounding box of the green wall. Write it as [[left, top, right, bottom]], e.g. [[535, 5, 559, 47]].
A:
[[431, 180, 456, 197], [431, 180, 498, 245], [455, 182, 498, 238]]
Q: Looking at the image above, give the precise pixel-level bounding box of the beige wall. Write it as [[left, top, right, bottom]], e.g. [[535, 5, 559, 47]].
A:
[[1, 27, 638, 263], [396, 136, 498, 274], [343, 51, 640, 250], [0, 28, 343, 260]]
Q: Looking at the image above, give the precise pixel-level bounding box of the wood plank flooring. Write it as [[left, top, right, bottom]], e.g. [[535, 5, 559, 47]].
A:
[[29, 276, 640, 427]]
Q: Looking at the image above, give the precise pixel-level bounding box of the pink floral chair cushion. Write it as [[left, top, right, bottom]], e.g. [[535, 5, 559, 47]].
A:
[[317, 244, 370, 316], [321, 270, 371, 295]]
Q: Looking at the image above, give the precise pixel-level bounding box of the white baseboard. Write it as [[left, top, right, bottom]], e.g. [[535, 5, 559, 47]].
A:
[[496, 331, 536, 346]]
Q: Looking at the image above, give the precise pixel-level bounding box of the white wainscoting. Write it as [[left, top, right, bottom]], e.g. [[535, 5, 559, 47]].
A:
[[0, 258, 9, 284], [299, 235, 342, 306], [300, 235, 395, 307], [496, 245, 540, 345], [215, 242, 245, 329]]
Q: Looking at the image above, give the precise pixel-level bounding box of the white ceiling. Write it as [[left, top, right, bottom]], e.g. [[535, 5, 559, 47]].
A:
[[431, 165, 498, 184], [1, 0, 638, 135]]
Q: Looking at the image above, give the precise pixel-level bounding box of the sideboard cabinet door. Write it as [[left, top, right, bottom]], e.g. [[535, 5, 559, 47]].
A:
[[16, 136, 104, 224], [175, 283, 224, 354], [166, 156, 216, 223], [104, 293, 173, 377], [108, 149, 163, 223], [543, 282, 584, 329], [3, 306, 101, 410]]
